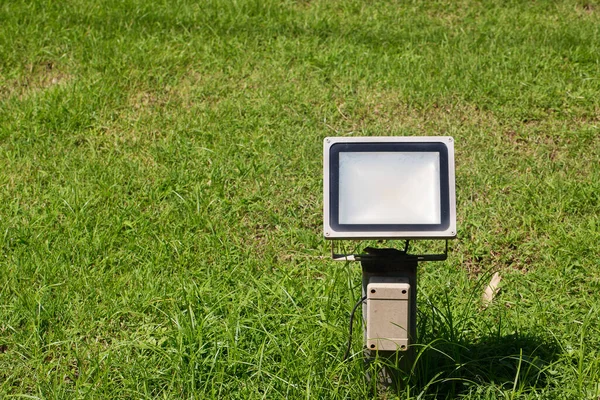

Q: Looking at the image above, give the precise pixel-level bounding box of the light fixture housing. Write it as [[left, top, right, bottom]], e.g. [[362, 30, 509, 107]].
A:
[[323, 136, 456, 239]]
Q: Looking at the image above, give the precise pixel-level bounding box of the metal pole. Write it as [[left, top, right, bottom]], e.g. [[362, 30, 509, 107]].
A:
[[361, 250, 418, 391]]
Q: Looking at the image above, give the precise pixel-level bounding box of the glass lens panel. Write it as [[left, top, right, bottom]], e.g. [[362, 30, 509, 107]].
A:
[[338, 152, 441, 225]]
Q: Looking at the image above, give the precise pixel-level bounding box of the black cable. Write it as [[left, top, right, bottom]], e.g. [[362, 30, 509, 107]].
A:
[[343, 294, 367, 361]]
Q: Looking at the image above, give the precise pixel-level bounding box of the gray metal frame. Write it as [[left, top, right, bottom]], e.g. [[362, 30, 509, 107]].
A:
[[323, 136, 456, 239]]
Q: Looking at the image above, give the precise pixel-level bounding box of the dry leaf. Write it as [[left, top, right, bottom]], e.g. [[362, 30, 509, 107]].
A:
[[482, 272, 502, 306]]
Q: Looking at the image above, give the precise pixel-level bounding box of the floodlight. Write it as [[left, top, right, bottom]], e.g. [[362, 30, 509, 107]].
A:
[[323, 136, 456, 239]]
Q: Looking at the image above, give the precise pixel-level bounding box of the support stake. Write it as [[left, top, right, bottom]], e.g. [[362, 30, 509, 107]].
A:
[[361, 248, 418, 391]]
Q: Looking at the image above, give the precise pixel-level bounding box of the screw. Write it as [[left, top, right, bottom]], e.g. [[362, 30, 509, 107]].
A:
[[326, 138, 331, 143], [448, 137, 453, 142], [325, 231, 330, 236]]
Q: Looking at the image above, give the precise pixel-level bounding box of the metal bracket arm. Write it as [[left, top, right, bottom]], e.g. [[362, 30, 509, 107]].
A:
[[331, 240, 448, 262]]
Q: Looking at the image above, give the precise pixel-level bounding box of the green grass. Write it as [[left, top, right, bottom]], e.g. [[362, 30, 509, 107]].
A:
[[1, 0, 599, 398]]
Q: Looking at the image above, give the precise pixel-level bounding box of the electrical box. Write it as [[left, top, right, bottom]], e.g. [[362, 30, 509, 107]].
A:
[[366, 277, 411, 352]]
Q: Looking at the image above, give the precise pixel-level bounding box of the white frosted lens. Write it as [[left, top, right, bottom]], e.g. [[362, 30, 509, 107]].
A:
[[338, 152, 441, 225]]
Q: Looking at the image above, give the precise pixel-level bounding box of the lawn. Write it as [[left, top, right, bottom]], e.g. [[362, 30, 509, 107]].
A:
[[1, 0, 599, 398]]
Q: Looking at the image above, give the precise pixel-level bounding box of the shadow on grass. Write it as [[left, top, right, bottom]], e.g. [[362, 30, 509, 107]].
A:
[[408, 332, 561, 398]]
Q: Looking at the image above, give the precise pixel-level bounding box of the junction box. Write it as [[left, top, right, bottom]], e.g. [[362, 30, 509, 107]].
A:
[[366, 277, 411, 352]]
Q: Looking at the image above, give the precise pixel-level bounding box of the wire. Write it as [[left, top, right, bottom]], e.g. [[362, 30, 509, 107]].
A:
[[343, 294, 367, 361]]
